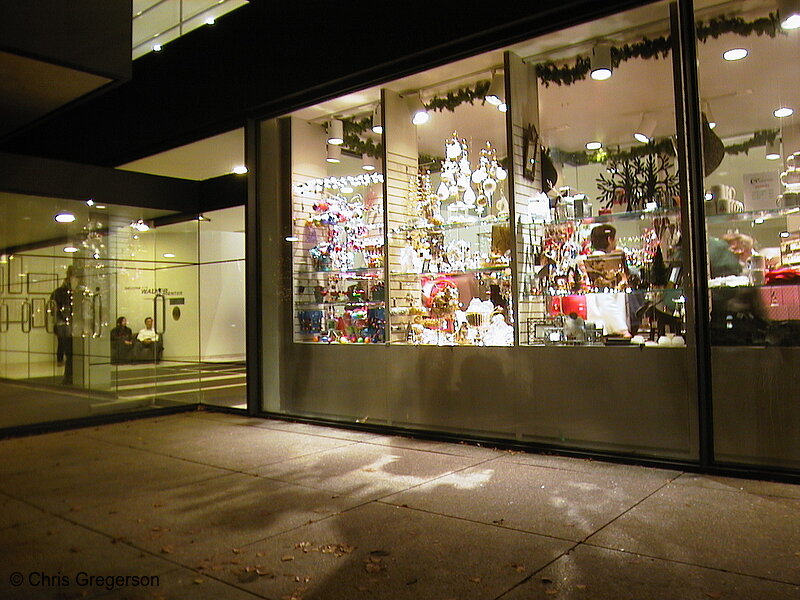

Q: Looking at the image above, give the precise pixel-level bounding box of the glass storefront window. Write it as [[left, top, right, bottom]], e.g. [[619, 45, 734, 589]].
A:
[[696, 0, 800, 468]]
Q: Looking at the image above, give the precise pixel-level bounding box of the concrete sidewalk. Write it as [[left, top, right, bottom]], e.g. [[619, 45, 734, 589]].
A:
[[0, 410, 798, 599]]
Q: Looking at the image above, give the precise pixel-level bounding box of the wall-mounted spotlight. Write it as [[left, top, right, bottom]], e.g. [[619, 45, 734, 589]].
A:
[[371, 104, 383, 135], [409, 94, 429, 125], [590, 43, 613, 81], [766, 138, 781, 160], [778, 0, 800, 29], [327, 119, 344, 145], [232, 164, 248, 174], [326, 144, 341, 163], [634, 113, 657, 143], [485, 71, 505, 105]]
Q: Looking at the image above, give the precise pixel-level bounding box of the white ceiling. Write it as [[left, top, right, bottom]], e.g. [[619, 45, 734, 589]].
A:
[[117, 128, 245, 180]]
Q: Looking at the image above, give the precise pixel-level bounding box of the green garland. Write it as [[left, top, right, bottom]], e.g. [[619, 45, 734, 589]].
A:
[[554, 129, 778, 166], [723, 129, 779, 155], [424, 80, 490, 112], [536, 12, 781, 87]]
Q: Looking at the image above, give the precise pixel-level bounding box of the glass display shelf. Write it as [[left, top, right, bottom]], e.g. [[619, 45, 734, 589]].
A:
[[705, 205, 800, 224], [391, 265, 511, 277], [390, 214, 509, 234], [295, 301, 386, 309], [521, 207, 680, 228]]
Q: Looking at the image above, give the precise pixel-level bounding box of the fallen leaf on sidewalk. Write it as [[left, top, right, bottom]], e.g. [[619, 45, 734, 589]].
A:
[[193, 578, 204, 584], [705, 592, 722, 599], [160, 545, 174, 554], [281, 555, 295, 561], [510, 564, 525, 572], [469, 577, 482, 583]]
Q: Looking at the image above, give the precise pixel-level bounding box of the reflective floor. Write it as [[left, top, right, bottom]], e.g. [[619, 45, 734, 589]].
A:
[[0, 411, 797, 599]]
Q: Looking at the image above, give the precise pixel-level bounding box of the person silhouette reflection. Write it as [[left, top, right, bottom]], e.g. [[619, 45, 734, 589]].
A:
[[50, 267, 77, 384]]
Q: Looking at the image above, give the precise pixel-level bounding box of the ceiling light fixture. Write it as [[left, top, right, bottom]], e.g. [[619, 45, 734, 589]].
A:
[[774, 106, 794, 118], [723, 48, 748, 61], [131, 220, 150, 232], [205, 16, 215, 25], [498, 102, 508, 113], [409, 94, 429, 125], [86, 199, 95, 206], [780, 230, 791, 238], [63, 246, 79, 253], [55, 212, 76, 223], [326, 144, 341, 163], [590, 43, 613, 81], [586, 141, 602, 150], [778, 0, 800, 28], [371, 104, 383, 135], [95, 205, 106, 209], [634, 113, 657, 143], [485, 71, 505, 106], [152, 43, 162, 52], [703, 101, 717, 129], [232, 164, 248, 174], [163, 253, 175, 258], [327, 119, 344, 145], [362, 154, 377, 171], [766, 138, 781, 160]]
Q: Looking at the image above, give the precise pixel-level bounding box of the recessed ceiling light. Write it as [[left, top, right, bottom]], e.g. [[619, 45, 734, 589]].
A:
[[285, 236, 300, 242], [767, 151, 781, 160], [232, 165, 248, 174], [634, 133, 651, 143], [774, 107, 794, 118], [780, 231, 791, 238], [55, 212, 76, 223], [95, 205, 106, 209], [152, 43, 162, 52], [586, 141, 602, 150], [708, 121, 717, 129], [205, 16, 215, 25], [163, 253, 175, 258], [86, 199, 95, 206], [63, 246, 79, 253], [723, 48, 748, 61], [754, 217, 765, 224], [498, 103, 508, 113]]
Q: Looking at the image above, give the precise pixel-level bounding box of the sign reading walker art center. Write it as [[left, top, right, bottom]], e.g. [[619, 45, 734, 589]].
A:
[[139, 288, 184, 296]]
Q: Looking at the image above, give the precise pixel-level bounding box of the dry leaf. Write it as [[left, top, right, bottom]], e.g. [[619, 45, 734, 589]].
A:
[[232, 548, 243, 554], [492, 518, 506, 525], [576, 584, 587, 590], [469, 577, 482, 583], [256, 570, 276, 578], [406, 578, 418, 585], [256, 552, 266, 557], [510, 564, 525, 572], [705, 593, 722, 599], [541, 578, 553, 584], [281, 555, 295, 562], [160, 545, 174, 554], [370, 550, 390, 557], [153, 503, 164, 508], [364, 563, 382, 573], [545, 589, 558, 596], [193, 578, 204, 584], [356, 586, 370, 591], [363, 468, 376, 472]]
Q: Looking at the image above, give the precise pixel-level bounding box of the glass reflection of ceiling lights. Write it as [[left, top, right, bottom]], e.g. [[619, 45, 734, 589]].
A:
[[132, 0, 249, 60]]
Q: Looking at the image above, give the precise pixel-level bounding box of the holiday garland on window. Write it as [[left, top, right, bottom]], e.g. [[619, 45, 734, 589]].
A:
[[342, 13, 780, 162], [536, 13, 780, 87]]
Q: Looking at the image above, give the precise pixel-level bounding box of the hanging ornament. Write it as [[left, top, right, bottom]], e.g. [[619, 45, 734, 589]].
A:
[[471, 168, 487, 184], [436, 181, 450, 201], [495, 167, 507, 181], [446, 140, 462, 159], [483, 177, 497, 196], [464, 186, 477, 206]]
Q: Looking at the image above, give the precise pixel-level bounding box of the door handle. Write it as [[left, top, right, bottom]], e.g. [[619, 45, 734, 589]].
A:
[[45, 299, 56, 333], [153, 293, 166, 335]]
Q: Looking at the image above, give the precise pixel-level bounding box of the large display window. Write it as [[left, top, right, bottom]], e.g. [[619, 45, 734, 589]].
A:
[[695, 0, 800, 468], [258, 0, 699, 460]]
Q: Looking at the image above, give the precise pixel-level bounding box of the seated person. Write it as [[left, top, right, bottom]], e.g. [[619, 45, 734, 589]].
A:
[[133, 317, 163, 361], [110, 316, 134, 363]]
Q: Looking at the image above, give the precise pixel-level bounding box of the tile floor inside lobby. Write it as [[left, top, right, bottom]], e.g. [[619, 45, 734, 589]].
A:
[[0, 410, 798, 600]]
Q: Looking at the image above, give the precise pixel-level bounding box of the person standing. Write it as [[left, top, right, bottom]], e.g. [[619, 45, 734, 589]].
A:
[[50, 267, 77, 384]]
